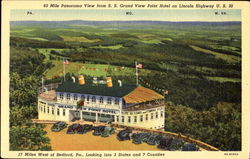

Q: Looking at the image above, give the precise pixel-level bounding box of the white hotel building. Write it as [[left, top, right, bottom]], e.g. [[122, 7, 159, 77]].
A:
[[38, 79, 165, 129]]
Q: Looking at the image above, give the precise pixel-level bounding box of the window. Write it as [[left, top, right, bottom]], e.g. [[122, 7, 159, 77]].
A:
[[47, 106, 49, 114], [99, 97, 103, 103], [116, 116, 119, 122], [86, 96, 89, 102], [122, 116, 124, 122], [128, 116, 131, 123], [60, 93, 64, 99], [83, 112, 90, 116], [74, 94, 78, 100], [156, 112, 158, 119], [92, 96, 96, 103], [57, 108, 60, 115], [161, 111, 164, 118], [115, 98, 120, 105], [67, 94, 71, 100], [63, 109, 65, 116], [107, 98, 112, 104], [151, 113, 154, 120], [140, 115, 143, 122], [81, 95, 85, 100], [52, 108, 54, 114], [146, 114, 148, 120], [43, 106, 46, 113], [134, 116, 137, 123]]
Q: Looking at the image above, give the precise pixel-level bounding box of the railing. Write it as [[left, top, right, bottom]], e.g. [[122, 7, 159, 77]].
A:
[[124, 100, 165, 111], [32, 119, 58, 124], [38, 82, 61, 94], [111, 123, 219, 151]]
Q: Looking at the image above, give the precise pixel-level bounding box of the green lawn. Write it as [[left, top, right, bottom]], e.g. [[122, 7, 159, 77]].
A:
[[45, 61, 152, 79]]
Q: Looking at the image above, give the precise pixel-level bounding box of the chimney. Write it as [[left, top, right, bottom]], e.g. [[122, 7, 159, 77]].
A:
[[72, 76, 76, 83], [118, 80, 122, 87], [78, 75, 85, 85], [106, 77, 113, 87], [93, 77, 98, 84]]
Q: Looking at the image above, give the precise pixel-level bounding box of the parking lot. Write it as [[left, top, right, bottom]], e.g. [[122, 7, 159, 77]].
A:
[[44, 123, 160, 151]]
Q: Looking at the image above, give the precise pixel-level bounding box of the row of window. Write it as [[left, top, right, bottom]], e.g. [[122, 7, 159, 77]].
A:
[[39, 105, 66, 116], [59, 93, 120, 105], [117, 111, 164, 123]]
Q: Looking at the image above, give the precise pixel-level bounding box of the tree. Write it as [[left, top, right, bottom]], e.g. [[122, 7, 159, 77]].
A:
[[10, 72, 40, 107], [10, 105, 37, 127], [10, 124, 51, 151], [164, 101, 241, 150]]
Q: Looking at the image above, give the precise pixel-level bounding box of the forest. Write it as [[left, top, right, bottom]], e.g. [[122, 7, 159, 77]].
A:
[[9, 47, 52, 150], [9, 20, 241, 151]]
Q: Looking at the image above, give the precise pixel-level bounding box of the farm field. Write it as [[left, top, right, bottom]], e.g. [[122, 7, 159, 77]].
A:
[[189, 45, 240, 63]]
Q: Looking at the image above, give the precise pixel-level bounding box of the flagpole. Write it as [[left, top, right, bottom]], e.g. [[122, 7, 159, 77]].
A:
[[42, 77, 44, 92], [63, 57, 65, 82], [135, 61, 138, 86]]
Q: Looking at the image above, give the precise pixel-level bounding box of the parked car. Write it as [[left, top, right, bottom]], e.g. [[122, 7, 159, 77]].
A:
[[157, 137, 173, 150], [155, 134, 163, 145], [140, 132, 151, 142], [77, 125, 86, 134], [146, 134, 158, 145], [117, 128, 132, 141], [101, 127, 115, 137], [84, 124, 93, 132], [182, 143, 199, 151], [51, 121, 67, 132], [170, 138, 184, 151], [93, 126, 105, 136], [132, 133, 143, 144], [146, 134, 163, 145], [66, 124, 81, 134], [78, 124, 93, 134]]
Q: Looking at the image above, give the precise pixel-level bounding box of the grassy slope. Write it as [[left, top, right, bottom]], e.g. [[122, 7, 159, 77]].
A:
[[45, 60, 240, 83], [190, 45, 240, 63]]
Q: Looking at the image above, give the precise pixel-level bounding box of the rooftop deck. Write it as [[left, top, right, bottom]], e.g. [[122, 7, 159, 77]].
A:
[[124, 100, 165, 111], [39, 90, 57, 101]]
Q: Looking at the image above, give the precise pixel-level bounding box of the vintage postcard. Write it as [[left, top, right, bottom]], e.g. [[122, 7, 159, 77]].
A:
[[1, 0, 250, 159]]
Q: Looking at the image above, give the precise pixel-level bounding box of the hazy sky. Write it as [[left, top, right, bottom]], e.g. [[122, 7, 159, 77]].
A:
[[11, 9, 241, 21]]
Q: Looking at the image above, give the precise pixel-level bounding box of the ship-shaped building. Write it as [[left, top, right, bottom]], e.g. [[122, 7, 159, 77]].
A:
[[38, 76, 165, 129]]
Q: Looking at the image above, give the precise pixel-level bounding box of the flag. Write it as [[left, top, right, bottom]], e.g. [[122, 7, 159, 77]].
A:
[[137, 63, 142, 69], [63, 59, 69, 65]]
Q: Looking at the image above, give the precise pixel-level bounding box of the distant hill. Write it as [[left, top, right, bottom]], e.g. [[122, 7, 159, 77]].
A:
[[10, 20, 241, 27]]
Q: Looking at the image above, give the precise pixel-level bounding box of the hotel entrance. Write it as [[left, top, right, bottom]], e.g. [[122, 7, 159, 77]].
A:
[[81, 111, 114, 123], [69, 110, 81, 121], [98, 114, 114, 123], [82, 112, 96, 121]]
